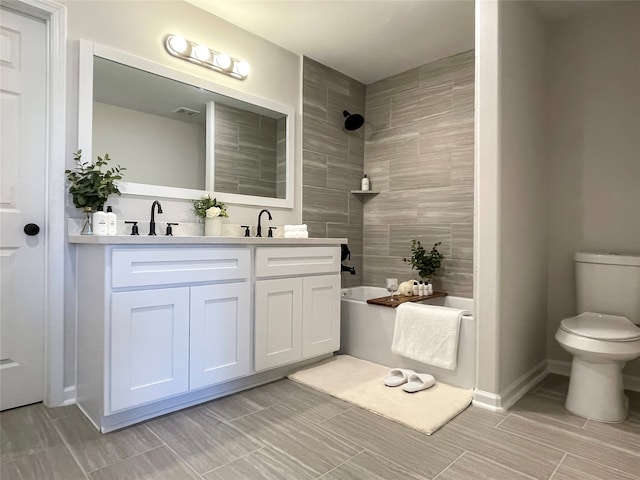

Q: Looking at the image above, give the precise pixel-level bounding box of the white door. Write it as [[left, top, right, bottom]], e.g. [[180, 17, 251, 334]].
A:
[[109, 288, 190, 412], [302, 274, 341, 358], [190, 282, 251, 389], [254, 278, 303, 371], [0, 7, 47, 410]]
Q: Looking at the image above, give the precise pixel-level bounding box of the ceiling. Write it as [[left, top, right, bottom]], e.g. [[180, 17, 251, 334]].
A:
[[184, 1, 608, 85], [185, 0, 475, 85]]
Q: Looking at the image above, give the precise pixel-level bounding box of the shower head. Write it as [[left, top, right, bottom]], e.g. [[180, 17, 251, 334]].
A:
[[343, 110, 365, 131]]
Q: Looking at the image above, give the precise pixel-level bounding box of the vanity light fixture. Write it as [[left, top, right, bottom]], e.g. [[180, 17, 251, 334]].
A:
[[165, 34, 250, 80]]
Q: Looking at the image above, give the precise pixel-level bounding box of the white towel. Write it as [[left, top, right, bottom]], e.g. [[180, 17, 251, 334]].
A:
[[391, 303, 468, 371], [284, 231, 309, 239], [284, 224, 307, 232]]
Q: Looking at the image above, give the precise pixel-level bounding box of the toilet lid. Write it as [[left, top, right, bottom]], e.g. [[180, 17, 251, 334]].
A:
[[561, 312, 640, 341]]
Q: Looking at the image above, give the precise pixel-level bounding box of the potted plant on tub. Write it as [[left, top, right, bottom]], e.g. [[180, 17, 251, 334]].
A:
[[403, 240, 444, 292], [65, 150, 125, 234], [193, 195, 229, 236]]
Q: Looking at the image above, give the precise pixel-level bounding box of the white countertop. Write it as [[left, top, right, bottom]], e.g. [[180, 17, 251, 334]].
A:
[[68, 235, 348, 246]]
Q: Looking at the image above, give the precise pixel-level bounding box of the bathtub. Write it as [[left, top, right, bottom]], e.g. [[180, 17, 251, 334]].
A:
[[339, 286, 476, 389]]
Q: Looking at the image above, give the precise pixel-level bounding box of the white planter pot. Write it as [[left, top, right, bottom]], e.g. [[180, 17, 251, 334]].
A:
[[204, 217, 223, 236]]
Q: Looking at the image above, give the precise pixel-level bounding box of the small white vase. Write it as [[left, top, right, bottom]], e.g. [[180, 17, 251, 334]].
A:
[[204, 217, 223, 236]]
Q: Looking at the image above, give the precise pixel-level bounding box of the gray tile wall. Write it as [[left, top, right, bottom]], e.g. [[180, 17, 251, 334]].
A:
[[362, 51, 474, 297], [302, 57, 366, 287]]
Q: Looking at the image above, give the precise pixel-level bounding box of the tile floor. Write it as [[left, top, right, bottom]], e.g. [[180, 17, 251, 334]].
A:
[[1, 374, 639, 479]]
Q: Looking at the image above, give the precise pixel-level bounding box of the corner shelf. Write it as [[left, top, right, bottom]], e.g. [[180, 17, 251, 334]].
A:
[[350, 190, 379, 195]]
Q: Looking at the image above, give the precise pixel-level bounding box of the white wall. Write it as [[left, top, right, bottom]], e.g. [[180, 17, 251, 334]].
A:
[[61, 0, 302, 388], [497, 1, 549, 393], [93, 102, 206, 190], [546, 2, 640, 378], [475, 0, 549, 400]]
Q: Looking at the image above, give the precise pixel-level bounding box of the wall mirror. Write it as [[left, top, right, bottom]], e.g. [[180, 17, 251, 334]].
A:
[[77, 40, 295, 208]]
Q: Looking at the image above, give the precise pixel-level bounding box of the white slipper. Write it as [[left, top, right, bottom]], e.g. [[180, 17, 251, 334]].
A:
[[402, 373, 436, 393], [383, 368, 415, 387]]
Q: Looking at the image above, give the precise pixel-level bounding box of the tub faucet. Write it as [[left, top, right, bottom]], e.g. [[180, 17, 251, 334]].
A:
[[149, 200, 163, 235], [256, 209, 272, 237], [341, 264, 356, 275]]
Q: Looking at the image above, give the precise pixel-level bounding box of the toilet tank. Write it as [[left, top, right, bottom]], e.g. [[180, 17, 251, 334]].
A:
[[575, 252, 640, 324]]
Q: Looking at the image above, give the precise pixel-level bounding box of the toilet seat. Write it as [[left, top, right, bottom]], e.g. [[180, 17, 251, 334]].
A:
[[561, 312, 640, 341]]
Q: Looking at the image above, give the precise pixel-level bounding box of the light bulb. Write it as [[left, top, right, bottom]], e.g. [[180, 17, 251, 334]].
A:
[[235, 60, 250, 77], [168, 35, 188, 54], [215, 53, 231, 69], [194, 44, 210, 61]]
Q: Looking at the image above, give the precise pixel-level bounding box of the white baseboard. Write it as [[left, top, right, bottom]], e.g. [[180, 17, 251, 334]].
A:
[[548, 359, 640, 393], [473, 360, 548, 413], [62, 385, 76, 405]]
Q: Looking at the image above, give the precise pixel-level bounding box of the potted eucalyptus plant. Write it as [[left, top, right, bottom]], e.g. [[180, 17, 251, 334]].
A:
[[403, 240, 444, 283], [65, 150, 125, 234]]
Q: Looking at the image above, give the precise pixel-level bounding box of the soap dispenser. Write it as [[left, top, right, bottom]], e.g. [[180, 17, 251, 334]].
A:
[[106, 206, 117, 236], [93, 207, 108, 236]]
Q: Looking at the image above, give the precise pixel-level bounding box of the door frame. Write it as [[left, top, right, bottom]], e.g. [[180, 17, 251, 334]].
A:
[[5, 0, 67, 406]]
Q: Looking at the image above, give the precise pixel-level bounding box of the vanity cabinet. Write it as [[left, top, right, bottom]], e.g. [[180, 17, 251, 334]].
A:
[[77, 246, 251, 418], [254, 247, 341, 371], [110, 287, 190, 412], [72, 239, 343, 432]]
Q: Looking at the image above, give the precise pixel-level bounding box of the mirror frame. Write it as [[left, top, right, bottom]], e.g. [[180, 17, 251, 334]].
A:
[[78, 40, 295, 208]]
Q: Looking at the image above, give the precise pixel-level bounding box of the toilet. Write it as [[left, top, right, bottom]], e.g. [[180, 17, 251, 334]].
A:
[[555, 252, 640, 423]]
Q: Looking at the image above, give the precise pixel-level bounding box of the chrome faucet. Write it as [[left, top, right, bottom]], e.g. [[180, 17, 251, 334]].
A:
[[149, 200, 163, 235], [256, 209, 272, 237]]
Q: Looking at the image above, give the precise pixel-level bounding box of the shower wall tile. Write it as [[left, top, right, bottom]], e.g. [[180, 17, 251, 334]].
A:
[[363, 50, 474, 298], [302, 150, 327, 188], [417, 184, 474, 225], [302, 51, 473, 295], [388, 225, 452, 258], [348, 195, 364, 225], [363, 191, 419, 225], [302, 186, 349, 224], [327, 223, 363, 255], [390, 151, 451, 191], [305, 221, 327, 239], [367, 68, 420, 101], [365, 131, 418, 164], [363, 225, 389, 256], [418, 110, 473, 154], [327, 155, 364, 192], [390, 81, 452, 127], [362, 255, 416, 289], [364, 159, 390, 192], [343, 254, 363, 288], [452, 223, 474, 261], [302, 81, 328, 120], [451, 147, 474, 187], [437, 259, 473, 298], [302, 57, 365, 287], [419, 50, 474, 85], [365, 96, 391, 131], [303, 114, 349, 160]]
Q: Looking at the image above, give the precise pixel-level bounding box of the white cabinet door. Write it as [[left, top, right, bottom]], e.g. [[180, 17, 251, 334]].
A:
[[302, 274, 341, 358], [190, 282, 251, 389], [110, 288, 190, 412], [254, 278, 302, 371]]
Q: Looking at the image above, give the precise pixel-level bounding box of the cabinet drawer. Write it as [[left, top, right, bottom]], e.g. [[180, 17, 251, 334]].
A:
[[112, 247, 250, 288], [255, 246, 340, 278]]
